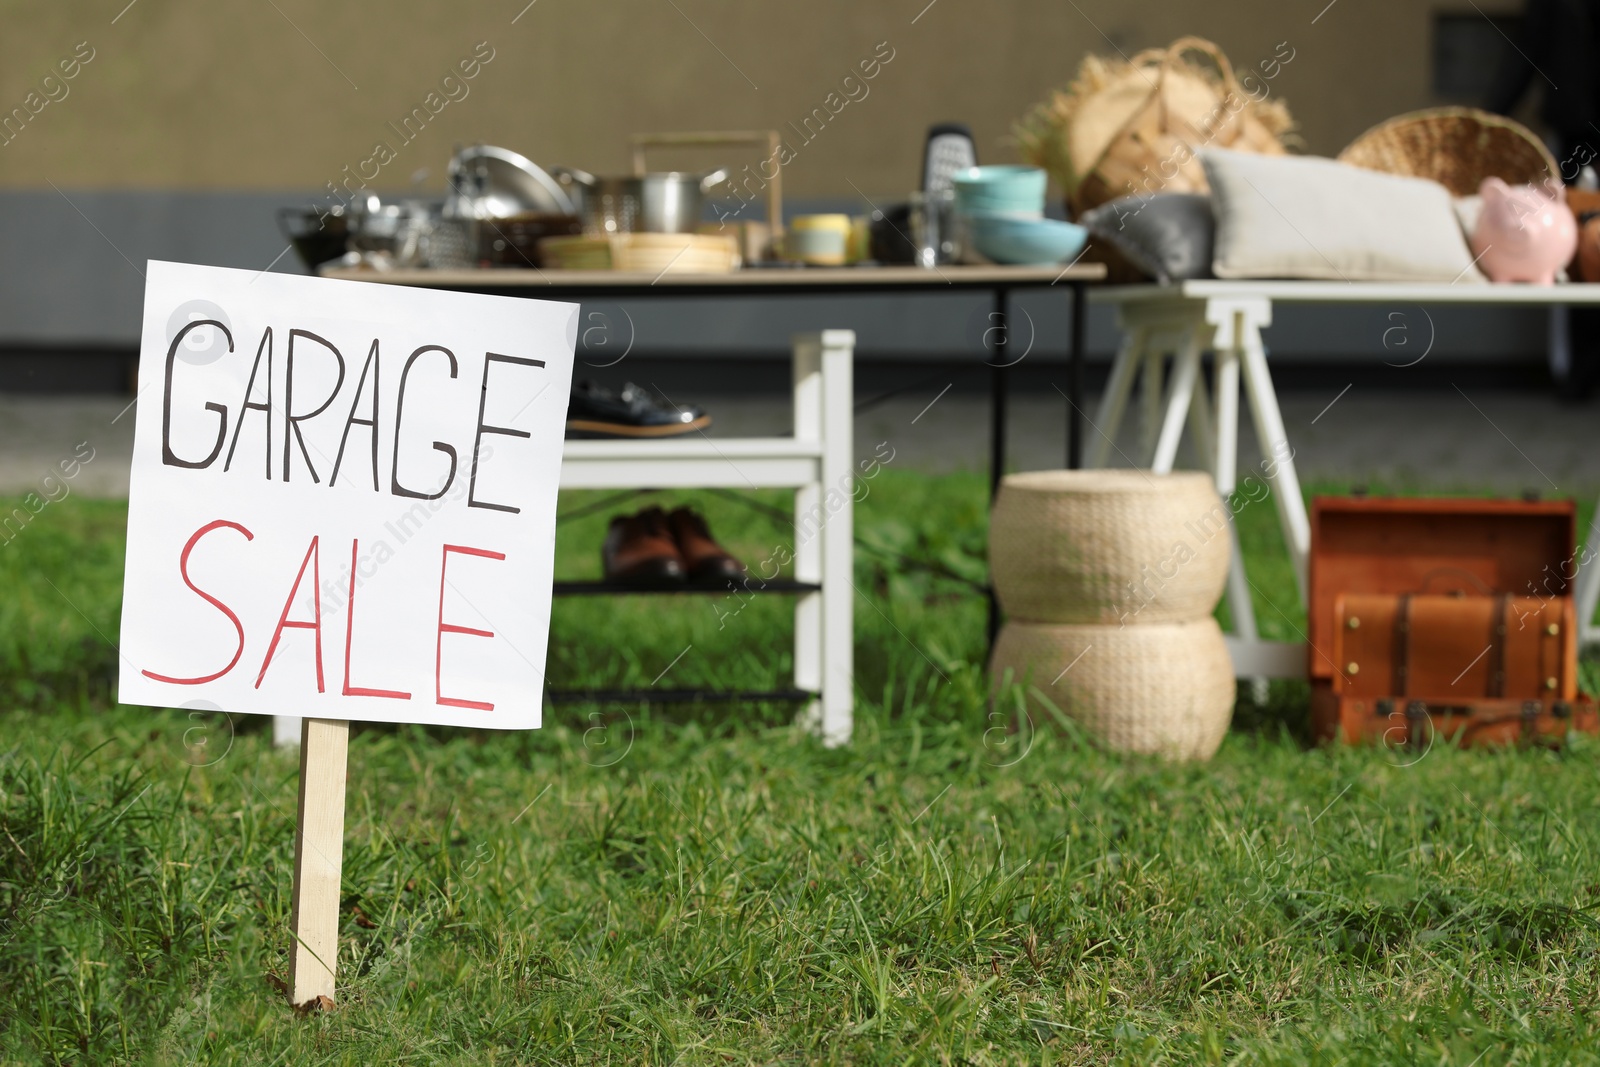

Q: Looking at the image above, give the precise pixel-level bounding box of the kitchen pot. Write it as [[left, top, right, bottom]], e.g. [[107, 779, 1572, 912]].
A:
[[552, 166, 728, 234], [444, 144, 574, 220]]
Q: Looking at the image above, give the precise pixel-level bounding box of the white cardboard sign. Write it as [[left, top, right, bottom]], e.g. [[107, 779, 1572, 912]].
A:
[[118, 261, 576, 730]]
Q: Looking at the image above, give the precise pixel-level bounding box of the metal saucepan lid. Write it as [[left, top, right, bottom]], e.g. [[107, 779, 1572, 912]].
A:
[[445, 144, 575, 218]]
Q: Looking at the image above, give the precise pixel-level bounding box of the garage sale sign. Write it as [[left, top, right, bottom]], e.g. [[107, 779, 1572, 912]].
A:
[[118, 261, 577, 731]]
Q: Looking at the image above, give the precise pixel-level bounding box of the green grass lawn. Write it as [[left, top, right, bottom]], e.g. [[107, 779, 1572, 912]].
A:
[[4, 473, 1600, 1064]]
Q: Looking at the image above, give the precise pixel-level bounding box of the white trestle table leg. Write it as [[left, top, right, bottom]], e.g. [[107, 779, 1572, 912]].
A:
[[1214, 340, 1240, 495], [1139, 343, 1166, 461], [1237, 314, 1310, 605], [1198, 298, 1307, 684], [1207, 327, 1265, 698], [1088, 324, 1144, 469], [1151, 334, 1201, 473], [1186, 345, 1215, 470]]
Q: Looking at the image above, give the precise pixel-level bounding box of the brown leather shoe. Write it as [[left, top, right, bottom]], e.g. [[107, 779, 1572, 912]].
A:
[[602, 507, 686, 584], [666, 507, 746, 586]]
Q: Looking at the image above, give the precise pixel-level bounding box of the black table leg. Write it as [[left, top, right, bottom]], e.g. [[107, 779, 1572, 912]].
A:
[[987, 288, 1008, 647], [988, 289, 1009, 499], [1069, 282, 1085, 469]]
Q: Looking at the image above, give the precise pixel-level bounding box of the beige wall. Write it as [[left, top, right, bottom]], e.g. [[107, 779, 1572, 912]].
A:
[[0, 0, 1526, 199]]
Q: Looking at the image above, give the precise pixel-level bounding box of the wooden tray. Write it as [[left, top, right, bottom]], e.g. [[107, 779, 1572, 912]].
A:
[[537, 233, 739, 274]]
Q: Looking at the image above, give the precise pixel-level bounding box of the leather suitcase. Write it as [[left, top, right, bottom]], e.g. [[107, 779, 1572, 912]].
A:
[[1319, 592, 1592, 745], [1308, 496, 1597, 746]]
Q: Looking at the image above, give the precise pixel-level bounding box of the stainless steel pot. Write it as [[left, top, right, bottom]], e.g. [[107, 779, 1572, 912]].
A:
[[552, 166, 728, 234], [641, 170, 729, 232], [444, 144, 574, 219]]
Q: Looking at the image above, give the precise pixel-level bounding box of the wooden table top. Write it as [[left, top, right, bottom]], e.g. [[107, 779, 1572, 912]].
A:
[[319, 262, 1106, 293]]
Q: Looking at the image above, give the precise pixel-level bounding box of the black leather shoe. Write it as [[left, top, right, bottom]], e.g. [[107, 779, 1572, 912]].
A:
[[566, 381, 711, 438]]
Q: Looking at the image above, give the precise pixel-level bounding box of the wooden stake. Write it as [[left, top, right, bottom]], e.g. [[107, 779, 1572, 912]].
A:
[[289, 717, 350, 1008]]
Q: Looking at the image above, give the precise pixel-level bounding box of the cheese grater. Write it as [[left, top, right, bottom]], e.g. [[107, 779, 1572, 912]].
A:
[[922, 123, 977, 196]]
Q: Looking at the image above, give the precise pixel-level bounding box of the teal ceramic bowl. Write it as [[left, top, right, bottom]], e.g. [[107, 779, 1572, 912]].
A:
[[951, 165, 1047, 218], [967, 214, 1087, 266]]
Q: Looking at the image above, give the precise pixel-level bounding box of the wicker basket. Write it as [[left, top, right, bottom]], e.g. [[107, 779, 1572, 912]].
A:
[[990, 617, 1234, 760], [989, 470, 1230, 625], [1336, 108, 1558, 197]]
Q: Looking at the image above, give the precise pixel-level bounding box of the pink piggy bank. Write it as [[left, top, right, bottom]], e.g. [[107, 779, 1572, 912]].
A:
[[1471, 177, 1577, 285]]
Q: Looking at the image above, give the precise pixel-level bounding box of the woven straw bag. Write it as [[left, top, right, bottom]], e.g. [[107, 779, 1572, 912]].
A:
[[1337, 108, 1558, 196], [1017, 37, 1295, 216], [989, 470, 1230, 625], [990, 617, 1234, 760]]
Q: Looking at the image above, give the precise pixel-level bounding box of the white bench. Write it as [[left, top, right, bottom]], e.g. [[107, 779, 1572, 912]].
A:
[[277, 330, 856, 747]]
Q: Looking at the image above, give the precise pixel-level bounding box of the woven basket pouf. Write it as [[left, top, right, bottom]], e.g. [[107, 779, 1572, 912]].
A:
[[989, 617, 1234, 760], [989, 470, 1230, 625]]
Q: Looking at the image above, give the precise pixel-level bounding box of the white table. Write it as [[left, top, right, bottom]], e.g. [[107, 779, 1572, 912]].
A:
[[1091, 281, 1600, 679]]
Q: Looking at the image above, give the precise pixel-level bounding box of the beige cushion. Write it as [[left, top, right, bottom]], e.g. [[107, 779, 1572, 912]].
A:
[[1200, 148, 1486, 283], [1453, 194, 1483, 239]]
